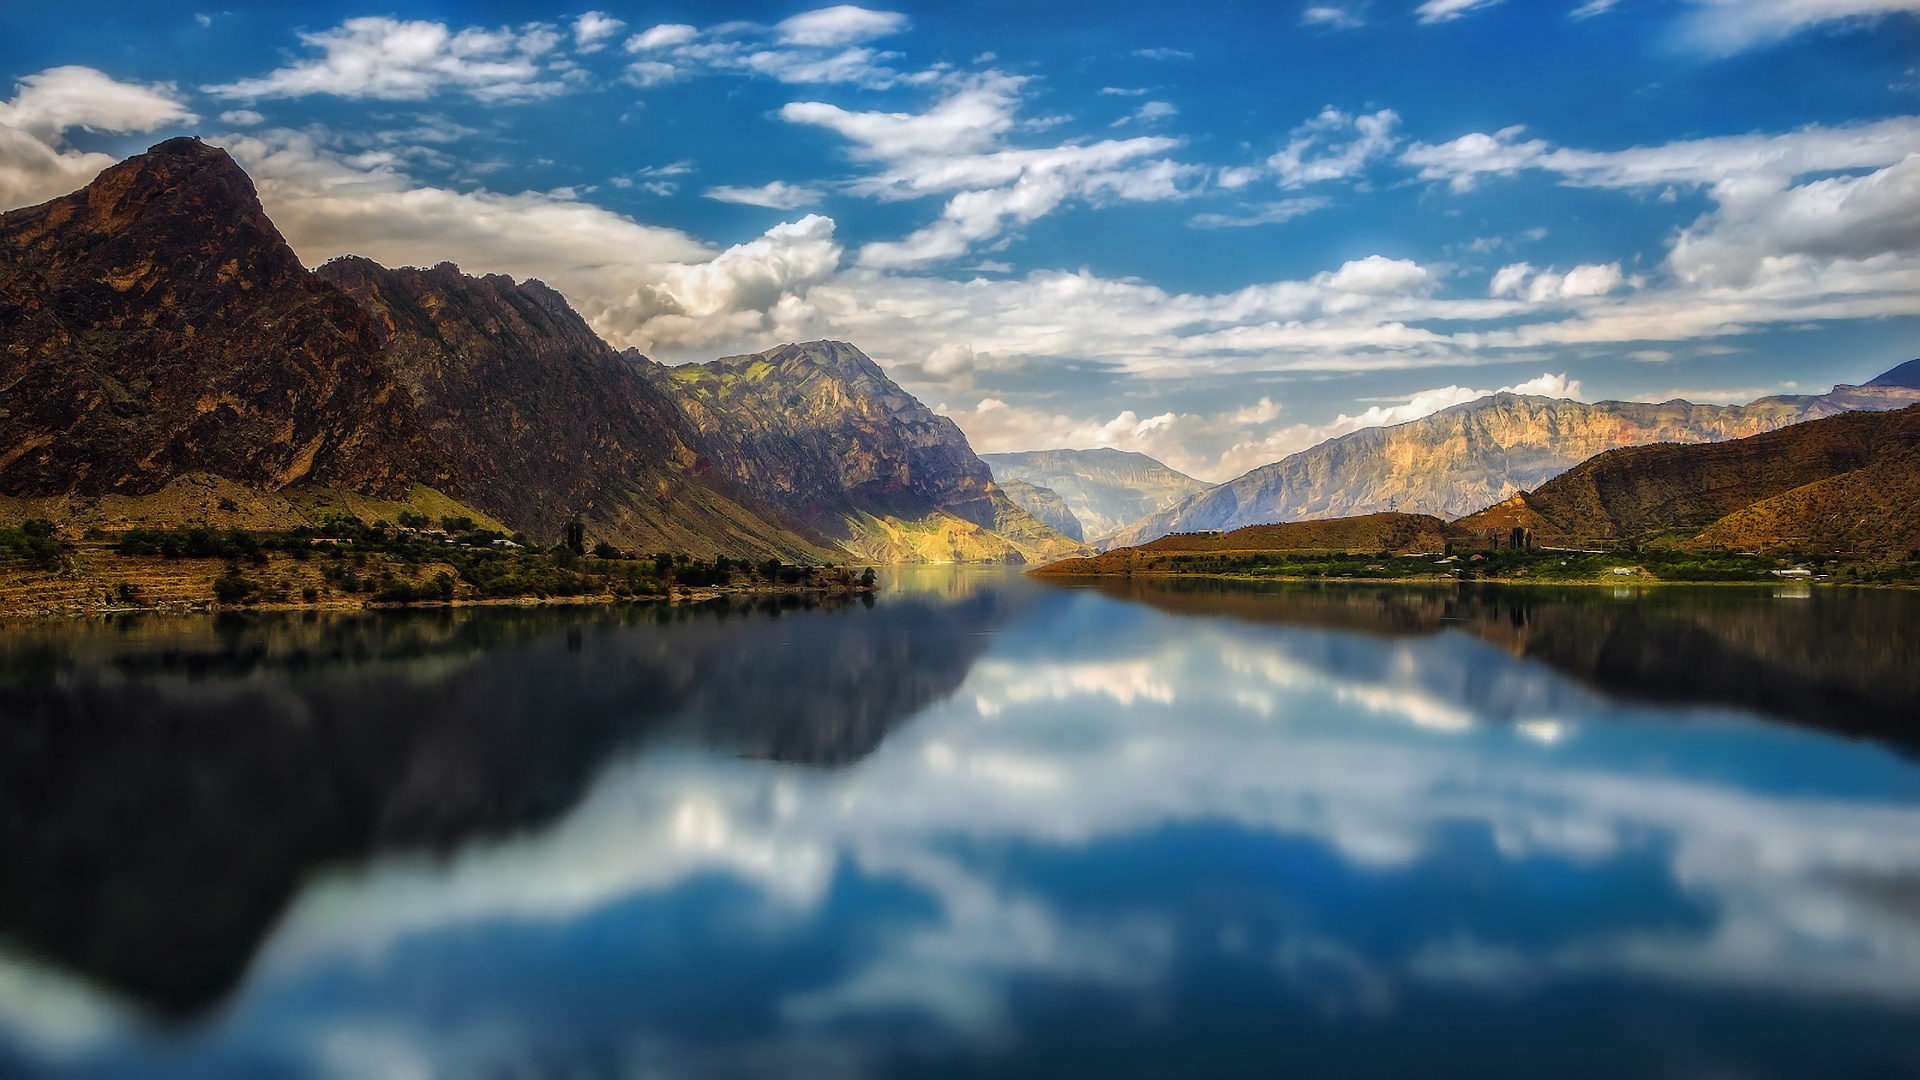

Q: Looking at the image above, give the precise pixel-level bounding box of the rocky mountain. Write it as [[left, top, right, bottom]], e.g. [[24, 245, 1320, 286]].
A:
[[1867, 358, 1920, 389], [1456, 404, 1920, 556], [1107, 375, 1920, 548], [982, 448, 1212, 543], [0, 137, 443, 503], [643, 341, 1087, 564], [998, 478, 1083, 541], [314, 257, 831, 559], [1034, 512, 1454, 575]]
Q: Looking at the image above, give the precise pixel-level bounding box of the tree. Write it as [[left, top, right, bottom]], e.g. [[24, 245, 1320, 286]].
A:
[[564, 519, 586, 554], [859, 567, 876, 588]]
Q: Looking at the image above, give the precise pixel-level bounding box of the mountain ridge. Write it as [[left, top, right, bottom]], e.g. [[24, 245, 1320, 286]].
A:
[[981, 448, 1212, 543]]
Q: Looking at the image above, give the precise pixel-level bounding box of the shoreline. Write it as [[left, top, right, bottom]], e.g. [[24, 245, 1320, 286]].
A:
[[1029, 569, 1917, 589]]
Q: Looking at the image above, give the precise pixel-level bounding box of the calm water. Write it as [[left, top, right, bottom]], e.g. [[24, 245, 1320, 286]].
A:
[[2, 572, 1919, 1078]]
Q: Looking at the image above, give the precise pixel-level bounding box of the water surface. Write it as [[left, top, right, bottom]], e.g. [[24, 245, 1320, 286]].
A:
[[2, 573, 1918, 1078]]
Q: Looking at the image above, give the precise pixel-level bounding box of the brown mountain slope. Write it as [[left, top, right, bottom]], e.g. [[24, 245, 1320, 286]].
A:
[[645, 341, 1088, 564], [1690, 444, 1920, 557], [1033, 512, 1451, 574], [0, 137, 443, 500], [314, 258, 834, 559], [1456, 405, 1920, 549]]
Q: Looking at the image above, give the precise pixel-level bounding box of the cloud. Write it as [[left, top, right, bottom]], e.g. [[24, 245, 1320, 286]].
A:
[[1269, 107, 1400, 188], [1489, 261, 1632, 301], [205, 17, 569, 102], [625, 24, 698, 51], [0, 66, 194, 210], [572, 12, 626, 51], [650, 215, 844, 342], [1302, 5, 1368, 29], [1415, 0, 1508, 23], [1675, 0, 1920, 55], [705, 181, 827, 209], [784, 74, 1197, 268], [218, 109, 265, 126], [939, 399, 1192, 469], [1132, 48, 1195, 60], [1189, 196, 1332, 229], [775, 6, 910, 47], [1569, 0, 1621, 17], [1111, 101, 1178, 128]]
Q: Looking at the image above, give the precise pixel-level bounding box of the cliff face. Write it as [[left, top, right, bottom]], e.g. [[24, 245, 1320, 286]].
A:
[[646, 341, 1087, 563], [1455, 404, 1920, 554], [314, 258, 830, 557], [0, 138, 442, 499], [1107, 383, 1920, 548], [998, 478, 1084, 541], [982, 448, 1212, 543]]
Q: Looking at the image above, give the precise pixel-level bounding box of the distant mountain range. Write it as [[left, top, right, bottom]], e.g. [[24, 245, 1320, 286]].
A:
[[1105, 378, 1920, 548], [641, 342, 1085, 564], [0, 138, 1078, 564], [982, 448, 1212, 543]]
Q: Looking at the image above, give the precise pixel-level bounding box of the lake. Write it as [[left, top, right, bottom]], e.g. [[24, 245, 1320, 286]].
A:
[[2, 572, 1918, 1078]]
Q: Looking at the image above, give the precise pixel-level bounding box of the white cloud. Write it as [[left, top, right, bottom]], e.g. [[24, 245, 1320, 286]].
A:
[[1416, 0, 1507, 23], [1111, 100, 1178, 128], [775, 6, 910, 47], [1675, 0, 1920, 55], [625, 24, 699, 51], [652, 215, 844, 336], [1321, 254, 1434, 296], [1302, 5, 1368, 29], [705, 180, 827, 209], [1269, 107, 1400, 188], [783, 74, 1197, 269], [572, 11, 626, 51], [1569, 0, 1621, 17], [940, 399, 1194, 471], [1189, 196, 1332, 229], [0, 66, 194, 210], [1132, 48, 1196, 60], [205, 17, 568, 102], [1489, 261, 1631, 302], [218, 109, 265, 126]]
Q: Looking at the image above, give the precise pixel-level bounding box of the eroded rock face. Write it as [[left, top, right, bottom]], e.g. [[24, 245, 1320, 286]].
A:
[[983, 448, 1211, 543], [0, 138, 443, 499], [646, 341, 1086, 563], [1108, 384, 1920, 547], [314, 258, 826, 556]]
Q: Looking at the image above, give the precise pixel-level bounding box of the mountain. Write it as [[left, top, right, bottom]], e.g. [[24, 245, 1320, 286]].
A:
[[982, 448, 1213, 544], [642, 341, 1087, 564], [1107, 377, 1920, 548], [0, 137, 444, 504], [1456, 404, 1920, 556], [997, 478, 1084, 541], [1034, 512, 1453, 575], [1867, 358, 1920, 389], [314, 257, 832, 559]]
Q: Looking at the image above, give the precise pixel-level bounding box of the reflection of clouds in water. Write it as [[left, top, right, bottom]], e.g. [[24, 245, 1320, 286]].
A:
[[6, 592, 1920, 1074]]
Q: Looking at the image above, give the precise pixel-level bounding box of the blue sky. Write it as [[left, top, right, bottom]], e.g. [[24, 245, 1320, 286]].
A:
[[2, 1, 1917, 479]]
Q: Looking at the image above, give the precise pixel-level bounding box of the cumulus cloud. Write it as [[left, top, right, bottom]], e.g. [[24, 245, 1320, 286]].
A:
[[1111, 100, 1178, 128], [205, 17, 569, 102], [704, 180, 826, 209], [939, 399, 1193, 471], [1302, 5, 1368, 29], [0, 66, 194, 210], [1675, 0, 1920, 55], [1489, 261, 1632, 302], [572, 11, 626, 51], [1269, 107, 1400, 188], [1415, 0, 1507, 23], [784, 74, 1198, 268], [774, 6, 910, 47]]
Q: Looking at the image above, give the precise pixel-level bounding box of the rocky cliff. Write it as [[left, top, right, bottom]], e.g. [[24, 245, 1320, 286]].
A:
[[0, 137, 443, 500], [1107, 379, 1920, 548], [997, 478, 1084, 541], [314, 258, 833, 558], [644, 341, 1087, 563], [1456, 404, 1920, 555], [982, 448, 1212, 543]]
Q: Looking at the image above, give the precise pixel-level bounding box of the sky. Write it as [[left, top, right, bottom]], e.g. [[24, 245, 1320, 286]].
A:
[[2, 1, 1917, 481]]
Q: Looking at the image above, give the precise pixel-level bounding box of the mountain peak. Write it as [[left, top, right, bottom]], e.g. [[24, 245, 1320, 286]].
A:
[[1867, 359, 1920, 390]]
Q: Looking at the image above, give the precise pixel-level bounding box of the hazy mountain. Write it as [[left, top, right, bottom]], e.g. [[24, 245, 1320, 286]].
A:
[[643, 341, 1088, 564], [1867, 358, 1920, 389], [1107, 376, 1920, 548], [315, 257, 832, 558], [1035, 512, 1454, 575], [0, 137, 444, 503], [997, 478, 1084, 541], [981, 448, 1213, 543], [1457, 404, 1920, 557]]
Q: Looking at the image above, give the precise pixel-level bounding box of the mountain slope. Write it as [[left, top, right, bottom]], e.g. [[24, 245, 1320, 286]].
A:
[[644, 341, 1087, 564], [998, 478, 1083, 541], [1455, 404, 1920, 554], [314, 257, 833, 559], [981, 448, 1212, 543], [1035, 512, 1453, 575], [1108, 378, 1920, 548], [0, 137, 443, 500]]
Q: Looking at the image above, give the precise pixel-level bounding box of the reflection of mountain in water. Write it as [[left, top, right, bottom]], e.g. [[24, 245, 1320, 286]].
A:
[[1069, 579, 1920, 749], [0, 592, 1020, 1021]]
